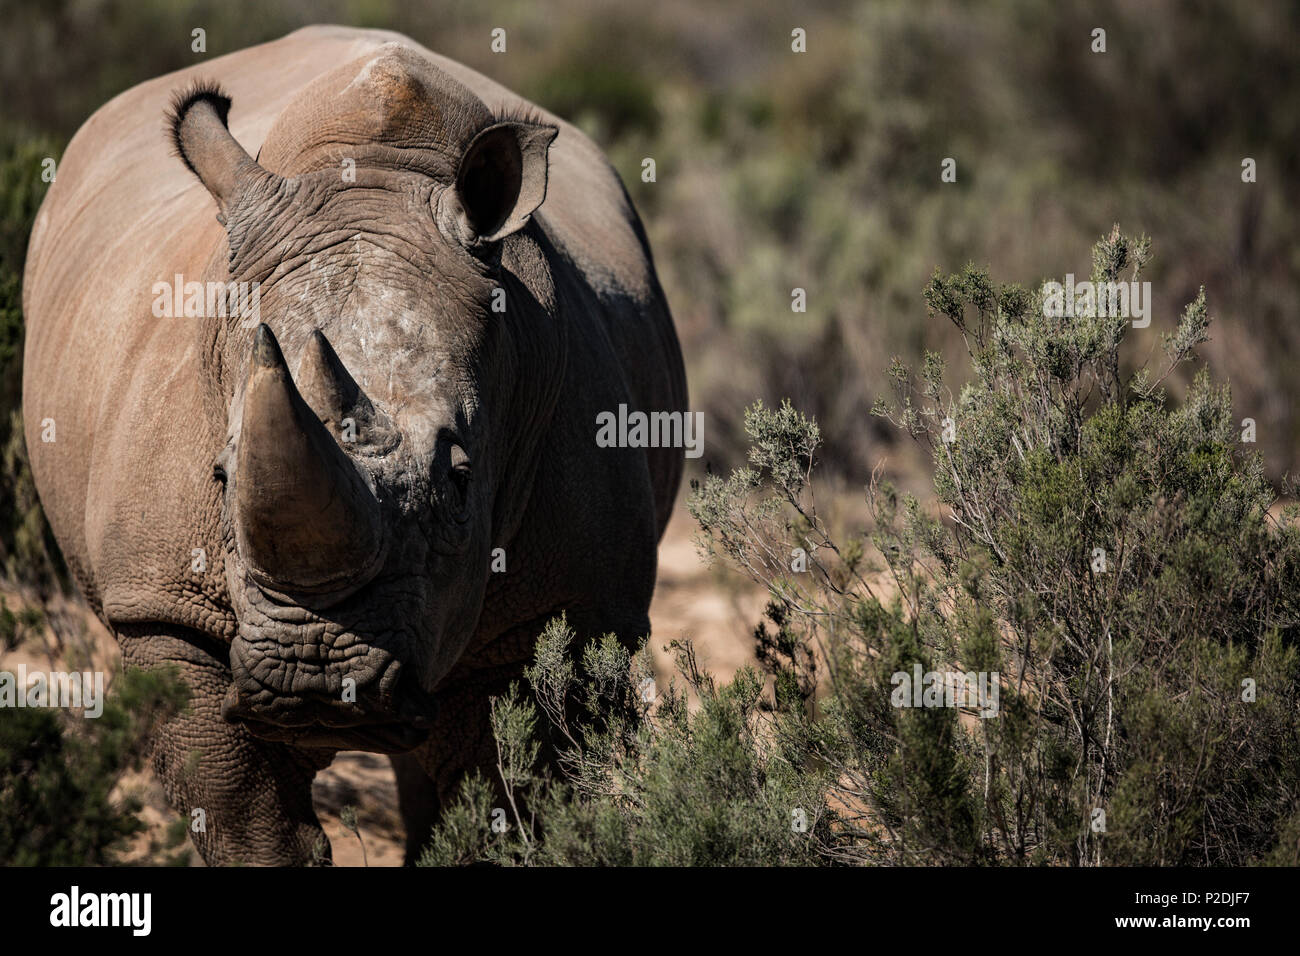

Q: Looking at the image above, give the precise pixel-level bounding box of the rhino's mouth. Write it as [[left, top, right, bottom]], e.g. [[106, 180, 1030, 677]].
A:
[[242, 722, 428, 752], [221, 685, 436, 753], [221, 643, 439, 754], [224, 705, 432, 753]]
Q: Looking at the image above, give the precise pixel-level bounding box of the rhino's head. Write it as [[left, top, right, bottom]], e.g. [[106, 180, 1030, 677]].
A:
[[168, 48, 561, 752]]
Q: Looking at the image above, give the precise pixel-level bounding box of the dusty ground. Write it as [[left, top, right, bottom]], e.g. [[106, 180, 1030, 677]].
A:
[[0, 499, 766, 866]]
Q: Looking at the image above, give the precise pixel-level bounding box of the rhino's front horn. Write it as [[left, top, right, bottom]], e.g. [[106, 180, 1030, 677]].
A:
[[234, 324, 383, 593]]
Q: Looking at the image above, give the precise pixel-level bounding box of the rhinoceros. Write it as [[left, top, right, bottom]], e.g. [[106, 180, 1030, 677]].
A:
[[22, 25, 686, 865]]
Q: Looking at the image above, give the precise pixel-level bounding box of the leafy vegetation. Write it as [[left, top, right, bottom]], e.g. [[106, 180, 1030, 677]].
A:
[[423, 231, 1300, 866], [418, 617, 831, 866], [0, 134, 64, 592], [0, 666, 191, 865]]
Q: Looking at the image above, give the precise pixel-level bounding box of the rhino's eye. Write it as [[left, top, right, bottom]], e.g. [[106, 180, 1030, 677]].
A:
[[448, 444, 471, 506], [212, 444, 233, 487]]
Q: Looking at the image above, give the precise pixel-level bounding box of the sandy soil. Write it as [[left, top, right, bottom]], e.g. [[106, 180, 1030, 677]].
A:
[[0, 500, 766, 866]]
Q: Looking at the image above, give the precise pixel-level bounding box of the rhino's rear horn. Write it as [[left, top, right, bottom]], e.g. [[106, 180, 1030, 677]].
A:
[[296, 330, 399, 449], [234, 324, 383, 593], [296, 330, 361, 422], [167, 80, 281, 215]]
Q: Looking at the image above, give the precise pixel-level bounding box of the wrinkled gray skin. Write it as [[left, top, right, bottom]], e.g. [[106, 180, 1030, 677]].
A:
[[22, 27, 685, 865]]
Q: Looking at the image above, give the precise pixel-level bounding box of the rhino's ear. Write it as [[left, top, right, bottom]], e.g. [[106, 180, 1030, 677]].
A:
[[167, 81, 280, 218], [452, 120, 558, 245]]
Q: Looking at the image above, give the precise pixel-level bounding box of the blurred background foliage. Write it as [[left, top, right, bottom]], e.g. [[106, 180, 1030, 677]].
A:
[[1, 0, 1298, 585]]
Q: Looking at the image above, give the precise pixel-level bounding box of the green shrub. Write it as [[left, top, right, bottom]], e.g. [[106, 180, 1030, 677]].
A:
[[424, 229, 1300, 866], [0, 596, 43, 651], [866, 227, 1300, 864], [0, 134, 65, 592], [418, 616, 833, 866], [0, 665, 190, 865]]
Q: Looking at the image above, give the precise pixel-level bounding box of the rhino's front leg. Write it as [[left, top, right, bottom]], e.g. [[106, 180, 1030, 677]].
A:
[[117, 625, 334, 865]]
